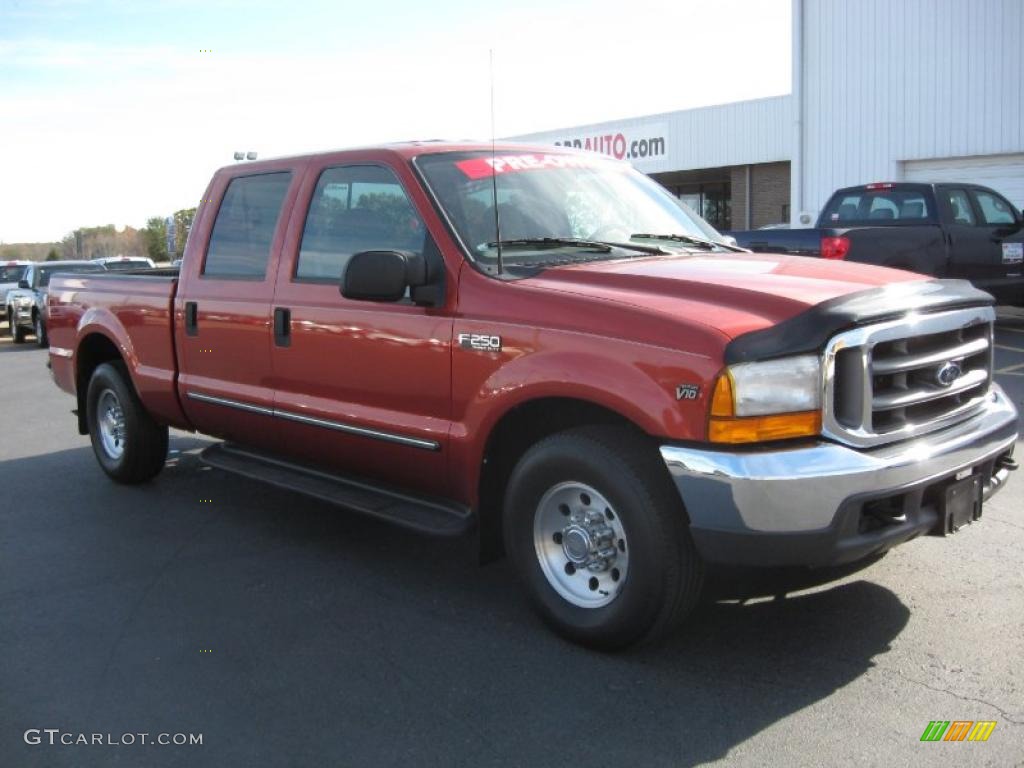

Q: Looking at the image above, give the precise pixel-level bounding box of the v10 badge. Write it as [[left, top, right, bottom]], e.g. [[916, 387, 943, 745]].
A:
[[675, 384, 700, 401]]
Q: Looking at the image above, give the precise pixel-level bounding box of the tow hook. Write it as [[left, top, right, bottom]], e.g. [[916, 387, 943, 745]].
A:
[[996, 455, 1019, 472]]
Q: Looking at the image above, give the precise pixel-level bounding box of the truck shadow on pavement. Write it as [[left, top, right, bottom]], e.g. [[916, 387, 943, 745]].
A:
[[2, 440, 910, 768]]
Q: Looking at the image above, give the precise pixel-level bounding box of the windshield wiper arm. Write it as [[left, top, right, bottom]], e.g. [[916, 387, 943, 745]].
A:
[[486, 237, 611, 252], [631, 233, 745, 252], [485, 237, 668, 256]]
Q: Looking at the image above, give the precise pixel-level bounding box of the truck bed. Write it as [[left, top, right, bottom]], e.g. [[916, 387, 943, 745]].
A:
[[725, 227, 825, 256], [47, 269, 187, 430]]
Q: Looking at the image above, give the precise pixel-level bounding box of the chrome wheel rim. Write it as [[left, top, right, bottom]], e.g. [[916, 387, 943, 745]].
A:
[[97, 389, 126, 460], [533, 481, 629, 608]]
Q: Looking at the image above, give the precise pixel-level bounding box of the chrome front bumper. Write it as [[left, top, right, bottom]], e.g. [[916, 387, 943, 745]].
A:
[[661, 384, 1018, 567]]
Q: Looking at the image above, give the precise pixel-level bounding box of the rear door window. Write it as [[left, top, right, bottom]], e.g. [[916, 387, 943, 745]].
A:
[[822, 188, 932, 224], [203, 172, 292, 278]]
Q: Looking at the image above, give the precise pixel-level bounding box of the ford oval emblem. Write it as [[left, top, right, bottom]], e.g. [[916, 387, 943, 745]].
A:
[[935, 361, 963, 387]]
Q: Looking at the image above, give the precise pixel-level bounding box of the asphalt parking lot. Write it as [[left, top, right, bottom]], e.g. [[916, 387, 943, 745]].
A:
[[1, 312, 1022, 768]]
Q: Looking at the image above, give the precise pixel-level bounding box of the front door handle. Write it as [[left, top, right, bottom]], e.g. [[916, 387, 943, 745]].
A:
[[185, 301, 198, 336], [273, 307, 291, 347]]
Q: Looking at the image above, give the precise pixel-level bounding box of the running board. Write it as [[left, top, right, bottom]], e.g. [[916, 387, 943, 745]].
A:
[[199, 443, 474, 537]]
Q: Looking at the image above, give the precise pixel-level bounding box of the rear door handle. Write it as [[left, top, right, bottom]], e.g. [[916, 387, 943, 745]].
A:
[[185, 301, 198, 336], [273, 307, 291, 347]]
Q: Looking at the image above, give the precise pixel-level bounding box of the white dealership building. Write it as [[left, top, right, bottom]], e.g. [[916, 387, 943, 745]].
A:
[[512, 0, 1024, 232]]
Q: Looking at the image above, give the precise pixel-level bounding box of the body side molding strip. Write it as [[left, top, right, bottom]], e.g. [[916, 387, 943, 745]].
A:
[[187, 390, 274, 416], [185, 390, 440, 451]]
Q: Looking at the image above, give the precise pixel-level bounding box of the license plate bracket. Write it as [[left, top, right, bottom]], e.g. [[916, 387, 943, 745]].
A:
[[940, 474, 982, 535]]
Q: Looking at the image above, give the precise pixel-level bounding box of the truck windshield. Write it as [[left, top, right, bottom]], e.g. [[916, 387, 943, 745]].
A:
[[37, 264, 105, 287], [415, 150, 729, 267], [102, 259, 151, 271], [0, 265, 27, 282]]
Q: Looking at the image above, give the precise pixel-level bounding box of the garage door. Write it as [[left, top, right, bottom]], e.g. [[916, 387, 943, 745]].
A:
[[903, 153, 1024, 210]]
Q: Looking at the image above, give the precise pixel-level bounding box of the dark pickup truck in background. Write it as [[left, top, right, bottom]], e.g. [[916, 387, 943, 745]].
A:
[[728, 182, 1024, 304]]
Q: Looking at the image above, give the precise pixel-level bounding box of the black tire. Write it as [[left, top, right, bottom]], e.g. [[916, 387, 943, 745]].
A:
[[34, 314, 48, 347], [12, 318, 27, 343], [503, 425, 704, 650], [2, 308, 9, 337], [86, 362, 168, 484]]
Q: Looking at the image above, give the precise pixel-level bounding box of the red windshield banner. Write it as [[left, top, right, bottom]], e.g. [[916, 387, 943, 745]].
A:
[[454, 153, 613, 180]]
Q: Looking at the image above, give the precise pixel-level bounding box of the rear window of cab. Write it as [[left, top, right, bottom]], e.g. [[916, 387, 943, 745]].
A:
[[822, 188, 934, 225]]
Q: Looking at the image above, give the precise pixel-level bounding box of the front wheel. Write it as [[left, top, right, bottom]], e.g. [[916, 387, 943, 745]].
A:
[[34, 314, 48, 347], [504, 426, 704, 650], [86, 362, 168, 483]]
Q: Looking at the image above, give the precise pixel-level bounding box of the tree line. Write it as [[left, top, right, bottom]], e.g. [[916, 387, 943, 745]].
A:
[[0, 208, 196, 262]]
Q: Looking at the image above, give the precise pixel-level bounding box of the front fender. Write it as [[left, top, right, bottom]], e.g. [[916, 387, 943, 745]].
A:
[[449, 338, 720, 506]]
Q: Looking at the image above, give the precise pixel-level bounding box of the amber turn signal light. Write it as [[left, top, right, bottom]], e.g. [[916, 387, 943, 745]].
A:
[[708, 411, 822, 443], [709, 372, 735, 417]]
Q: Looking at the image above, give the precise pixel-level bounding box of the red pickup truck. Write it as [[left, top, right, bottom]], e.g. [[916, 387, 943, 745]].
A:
[[47, 143, 1019, 648]]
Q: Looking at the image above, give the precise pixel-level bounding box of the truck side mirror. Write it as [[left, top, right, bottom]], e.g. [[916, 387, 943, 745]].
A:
[[18, 279, 29, 289], [341, 250, 428, 303]]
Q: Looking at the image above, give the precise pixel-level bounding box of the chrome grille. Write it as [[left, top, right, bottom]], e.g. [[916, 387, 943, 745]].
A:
[[823, 307, 994, 447]]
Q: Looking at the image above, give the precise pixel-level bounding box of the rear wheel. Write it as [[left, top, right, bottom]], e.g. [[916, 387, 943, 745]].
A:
[[504, 426, 704, 650], [86, 362, 168, 483]]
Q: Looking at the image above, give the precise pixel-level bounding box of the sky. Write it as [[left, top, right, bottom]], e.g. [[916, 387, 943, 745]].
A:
[[0, 0, 791, 244]]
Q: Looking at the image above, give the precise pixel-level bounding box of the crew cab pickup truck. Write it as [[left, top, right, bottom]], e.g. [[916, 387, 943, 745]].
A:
[[728, 182, 1024, 304], [47, 144, 1019, 649]]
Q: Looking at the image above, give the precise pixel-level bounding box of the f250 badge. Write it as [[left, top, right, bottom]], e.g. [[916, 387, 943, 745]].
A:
[[458, 333, 502, 352], [676, 384, 700, 401]]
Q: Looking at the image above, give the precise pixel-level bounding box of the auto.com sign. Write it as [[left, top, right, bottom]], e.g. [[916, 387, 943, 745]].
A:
[[547, 122, 669, 168]]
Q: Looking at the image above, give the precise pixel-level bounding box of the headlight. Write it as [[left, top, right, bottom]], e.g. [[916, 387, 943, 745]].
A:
[[709, 354, 822, 443]]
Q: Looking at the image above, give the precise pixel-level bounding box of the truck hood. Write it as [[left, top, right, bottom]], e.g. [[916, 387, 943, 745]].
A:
[[522, 252, 924, 339]]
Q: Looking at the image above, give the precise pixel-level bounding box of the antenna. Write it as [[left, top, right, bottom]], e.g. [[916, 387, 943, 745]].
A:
[[489, 49, 503, 276]]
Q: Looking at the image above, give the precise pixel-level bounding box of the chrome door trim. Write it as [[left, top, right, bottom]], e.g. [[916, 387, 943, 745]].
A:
[[273, 407, 440, 451], [185, 390, 440, 451], [187, 390, 275, 416]]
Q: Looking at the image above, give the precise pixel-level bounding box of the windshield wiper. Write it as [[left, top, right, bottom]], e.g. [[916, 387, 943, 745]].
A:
[[631, 233, 745, 252], [486, 237, 611, 252], [485, 237, 668, 256]]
